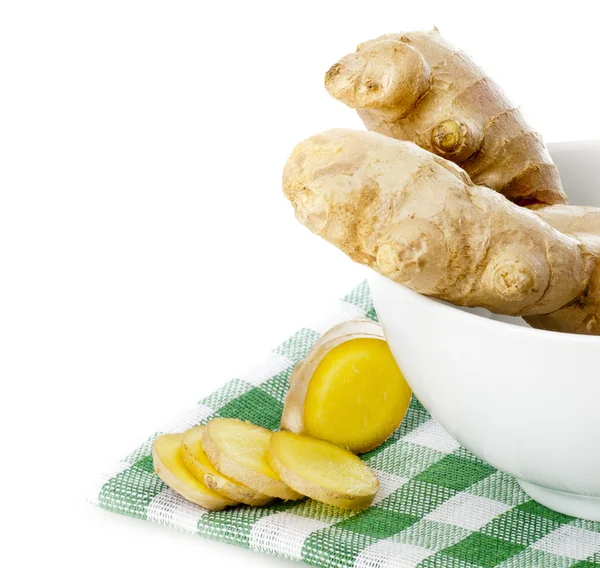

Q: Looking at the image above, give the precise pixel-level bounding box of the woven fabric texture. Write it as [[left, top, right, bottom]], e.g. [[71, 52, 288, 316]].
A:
[[90, 281, 600, 567]]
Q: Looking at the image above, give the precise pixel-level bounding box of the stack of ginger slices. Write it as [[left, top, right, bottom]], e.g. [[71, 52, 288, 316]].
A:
[[153, 417, 380, 511]]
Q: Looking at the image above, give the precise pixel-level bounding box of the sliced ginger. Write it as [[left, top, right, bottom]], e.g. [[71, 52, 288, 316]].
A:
[[153, 322, 412, 511], [202, 418, 302, 500], [152, 433, 236, 511], [281, 319, 412, 453], [266, 431, 379, 510], [182, 426, 274, 506]]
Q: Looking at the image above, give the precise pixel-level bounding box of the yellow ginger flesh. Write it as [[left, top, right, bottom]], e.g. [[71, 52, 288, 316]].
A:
[[152, 433, 235, 510], [267, 431, 379, 509], [203, 418, 302, 500], [208, 419, 278, 479], [182, 426, 273, 506], [303, 337, 411, 453]]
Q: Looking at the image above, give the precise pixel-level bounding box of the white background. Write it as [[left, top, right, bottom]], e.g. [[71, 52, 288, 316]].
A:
[[1, 1, 598, 566]]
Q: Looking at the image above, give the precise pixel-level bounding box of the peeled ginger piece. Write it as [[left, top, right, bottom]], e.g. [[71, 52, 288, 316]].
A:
[[281, 319, 411, 453], [182, 426, 274, 506], [266, 431, 379, 509], [152, 433, 236, 510], [202, 418, 302, 500]]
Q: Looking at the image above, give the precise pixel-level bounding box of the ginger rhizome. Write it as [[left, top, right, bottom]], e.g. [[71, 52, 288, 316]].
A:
[[527, 206, 600, 334], [534, 205, 600, 236], [322, 30, 600, 334], [283, 129, 599, 334], [266, 431, 380, 510], [281, 319, 412, 453], [325, 29, 566, 206]]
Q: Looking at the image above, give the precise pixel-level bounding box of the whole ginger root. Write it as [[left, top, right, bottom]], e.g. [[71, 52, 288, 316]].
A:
[[324, 29, 567, 207], [322, 30, 600, 334], [283, 129, 600, 334]]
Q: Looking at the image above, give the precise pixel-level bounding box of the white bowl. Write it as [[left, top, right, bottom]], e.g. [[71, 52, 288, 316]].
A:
[[370, 140, 600, 521]]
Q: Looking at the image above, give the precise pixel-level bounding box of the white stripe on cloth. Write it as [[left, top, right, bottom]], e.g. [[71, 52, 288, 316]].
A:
[[249, 512, 330, 560], [425, 492, 513, 531], [373, 471, 410, 505], [86, 461, 131, 505], [146, 488, 209, 533], [401, 419, 461, 454], [160, 403, 214, 433], [310, 300, 369, 334], [354, 540, 434, 568], [240, 299, 368, 389], [531, 524, 600, 560], [240, 351, 293, 386]]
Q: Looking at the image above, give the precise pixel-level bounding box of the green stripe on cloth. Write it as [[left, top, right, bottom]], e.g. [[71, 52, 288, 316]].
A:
[[91, 280, 600, 567]]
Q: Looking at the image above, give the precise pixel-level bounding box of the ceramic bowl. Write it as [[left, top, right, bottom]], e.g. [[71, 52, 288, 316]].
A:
[[369, 140, 600, 521]]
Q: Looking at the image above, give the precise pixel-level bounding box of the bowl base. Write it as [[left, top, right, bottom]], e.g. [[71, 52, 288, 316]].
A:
[[518, 480, 600, 521]]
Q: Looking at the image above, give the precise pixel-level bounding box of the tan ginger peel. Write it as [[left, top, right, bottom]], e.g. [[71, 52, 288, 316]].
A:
[[325, 29, 566, 206], [283, 129, 599, 334]]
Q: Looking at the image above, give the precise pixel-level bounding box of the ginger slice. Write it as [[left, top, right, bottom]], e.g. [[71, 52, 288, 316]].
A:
[[152, 433, 236, 510], [182, 426, 274, 506], [202, 418, 302, 500], [281, 319, 412, 454], [266, 431, 379, 510]]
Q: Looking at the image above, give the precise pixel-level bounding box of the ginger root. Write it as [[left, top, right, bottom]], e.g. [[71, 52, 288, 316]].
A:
[[325, 29, 566, 206], [525, 206, 600, 334], [281, 319, 411, 453], [202, 418, 303, 500], [323, 29, 600, 334], [182, 426, 274, 506], [153, 433, 236, 510], [283, 129, 599, 332], [534, 205, 600, 236], [266, 431, 379, 510]]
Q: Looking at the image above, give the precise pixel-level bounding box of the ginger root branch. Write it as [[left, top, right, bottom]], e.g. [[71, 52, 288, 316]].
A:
[[325, 30, 566, 206], [283, 129, 597, 333]]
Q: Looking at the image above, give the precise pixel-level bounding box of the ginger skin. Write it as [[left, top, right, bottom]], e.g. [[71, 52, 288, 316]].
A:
[[325, 29, 567, 206], [323, 30, 600, 334], [526, 206, 600, 334], [283, 129, 598, 331], [534, 205, 600, 235]]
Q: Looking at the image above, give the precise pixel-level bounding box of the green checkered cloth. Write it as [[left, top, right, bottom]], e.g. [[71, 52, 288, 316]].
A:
[[90, 281, 600, 567]]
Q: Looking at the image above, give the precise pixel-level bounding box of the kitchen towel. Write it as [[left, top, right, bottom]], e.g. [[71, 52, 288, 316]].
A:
[[90, 281, 600, 567]]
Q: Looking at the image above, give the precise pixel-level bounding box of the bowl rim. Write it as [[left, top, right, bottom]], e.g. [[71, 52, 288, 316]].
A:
[[369, 272, 600, 344]]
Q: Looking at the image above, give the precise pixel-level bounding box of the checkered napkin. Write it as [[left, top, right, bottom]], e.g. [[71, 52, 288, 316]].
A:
[[90, 281, 600, 567]]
